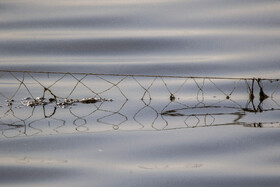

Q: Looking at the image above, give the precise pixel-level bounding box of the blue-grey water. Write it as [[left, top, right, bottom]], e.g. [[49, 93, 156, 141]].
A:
[[0, 0, 280, 186]]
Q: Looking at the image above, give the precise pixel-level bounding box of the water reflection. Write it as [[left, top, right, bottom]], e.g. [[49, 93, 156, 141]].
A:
[[0, 70, 279, 138]]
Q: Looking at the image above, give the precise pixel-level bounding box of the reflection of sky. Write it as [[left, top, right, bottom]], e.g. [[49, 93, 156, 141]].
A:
[[0, 0, 280, 78]]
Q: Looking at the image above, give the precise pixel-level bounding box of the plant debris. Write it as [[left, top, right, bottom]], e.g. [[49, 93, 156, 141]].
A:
[[19, 97, 112, 108]]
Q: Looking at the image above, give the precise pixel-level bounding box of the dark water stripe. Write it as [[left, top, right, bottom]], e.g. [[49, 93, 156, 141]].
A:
[[123, 175, 280, 187], [0, 62, 279, 79], [0, 16, 131, 30], [0, 165, 80, 184], [0, 38, 190, 56], [1, 37, 279, 57]]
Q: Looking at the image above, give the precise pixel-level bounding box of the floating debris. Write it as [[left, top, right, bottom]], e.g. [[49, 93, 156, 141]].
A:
[[36, 97, 45, 101], [6, 99, 14, 106], [243, 122, 280, 128], [56, 102, 68, 108], [170, 94, 175, 102], [64, 98, 79, 103], [22, 99, 48, 107], [49, 98, 56, 102], [80, 97, 101, 104], [26, 101, 36, 107], [21, 96, 52, 107], [56, 98, 79, 108], [257, 79, 269, 102], [20, 96, 110, 108]]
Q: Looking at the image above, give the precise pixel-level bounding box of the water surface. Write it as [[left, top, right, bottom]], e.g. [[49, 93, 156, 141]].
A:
[[1, 0, 280, 77], [0, 0, 280, 186]]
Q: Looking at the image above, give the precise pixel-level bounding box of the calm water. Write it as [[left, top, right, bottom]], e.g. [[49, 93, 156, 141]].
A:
[[0, 0, 280, 186]]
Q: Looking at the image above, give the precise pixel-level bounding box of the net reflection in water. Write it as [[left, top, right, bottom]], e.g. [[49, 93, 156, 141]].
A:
[[0, 70, 279, 138]]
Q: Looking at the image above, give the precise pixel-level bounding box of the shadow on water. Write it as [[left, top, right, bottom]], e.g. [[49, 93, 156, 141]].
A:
[[0, 70, 279, 138]]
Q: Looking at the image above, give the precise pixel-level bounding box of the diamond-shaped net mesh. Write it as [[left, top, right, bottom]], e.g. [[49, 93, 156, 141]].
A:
[[0, 70, 279, 138]]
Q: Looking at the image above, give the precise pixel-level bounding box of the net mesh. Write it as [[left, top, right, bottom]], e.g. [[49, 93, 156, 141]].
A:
[[0, 70, 279, 138]]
